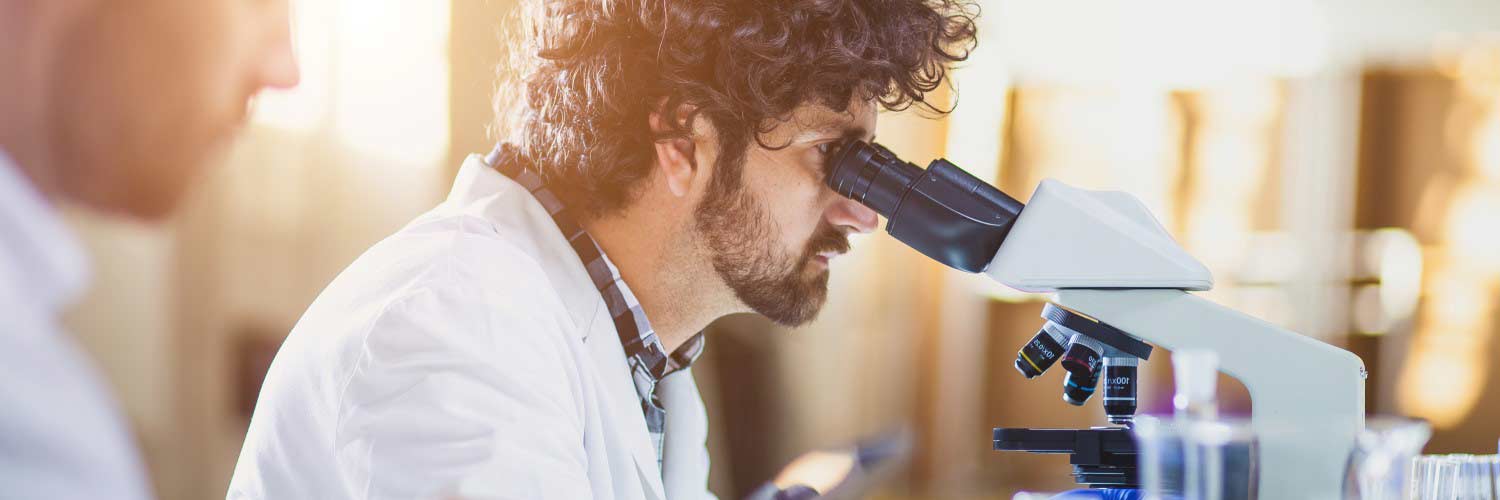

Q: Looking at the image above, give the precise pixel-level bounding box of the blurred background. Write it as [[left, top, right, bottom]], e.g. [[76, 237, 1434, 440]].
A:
[[59, 0, 1500, 498]]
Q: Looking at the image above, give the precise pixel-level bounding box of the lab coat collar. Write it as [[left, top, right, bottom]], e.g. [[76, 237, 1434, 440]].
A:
[[448, 154, 598, 342], [448, 154, 670, 497], [446, 154, 513, 208], [0, 147, 90, 320]]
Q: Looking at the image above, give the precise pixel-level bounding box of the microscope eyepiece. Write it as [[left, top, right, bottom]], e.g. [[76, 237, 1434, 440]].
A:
[[825, 140, 920, 220], [823, 140, 1024, 273], [1015, 323, 1069, 379]]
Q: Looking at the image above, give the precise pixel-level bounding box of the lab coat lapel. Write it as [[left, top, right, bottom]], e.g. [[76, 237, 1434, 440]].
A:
[[584, 308, 668, 500], [658, 368, 710, 498], [466, 153, 669, 499]]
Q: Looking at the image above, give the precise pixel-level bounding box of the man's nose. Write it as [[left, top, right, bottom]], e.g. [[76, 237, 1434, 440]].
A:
[[261, 8, 301, 90], [827, 197, 879, 235], [263, 47, 301, 90]]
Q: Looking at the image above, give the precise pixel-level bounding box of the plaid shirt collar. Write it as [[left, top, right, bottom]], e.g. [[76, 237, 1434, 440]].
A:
[[484, 145, 704, 468]]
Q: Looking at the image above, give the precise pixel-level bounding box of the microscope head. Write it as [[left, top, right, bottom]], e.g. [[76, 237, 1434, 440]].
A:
[[824, 139, 1211, 291], [984, 179, 1213, 293]]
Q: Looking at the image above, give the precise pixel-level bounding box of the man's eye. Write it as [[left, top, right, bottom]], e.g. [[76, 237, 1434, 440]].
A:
[[814, 142, 840, 177]]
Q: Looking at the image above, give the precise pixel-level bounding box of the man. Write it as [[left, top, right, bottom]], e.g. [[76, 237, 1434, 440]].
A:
[[230, 0, 976, 498], [0, 0, 298, 498]]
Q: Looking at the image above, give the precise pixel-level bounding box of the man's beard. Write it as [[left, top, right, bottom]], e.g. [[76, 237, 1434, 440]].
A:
[[694, 156, 851, 327]]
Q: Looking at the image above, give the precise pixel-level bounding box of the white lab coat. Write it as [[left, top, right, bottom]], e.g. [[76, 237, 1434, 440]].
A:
[[227, 155, 715, 500], [0, 149, 154, 500]]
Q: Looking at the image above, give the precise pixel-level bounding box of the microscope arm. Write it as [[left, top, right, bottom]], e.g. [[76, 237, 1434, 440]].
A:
[[1055, 289, 1365, 499]]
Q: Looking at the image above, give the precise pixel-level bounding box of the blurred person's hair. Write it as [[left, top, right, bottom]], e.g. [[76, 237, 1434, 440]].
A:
[[493, 0, 978, 217]]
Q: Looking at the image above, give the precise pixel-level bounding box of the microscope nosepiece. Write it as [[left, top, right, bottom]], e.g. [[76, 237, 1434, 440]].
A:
[[1014, 323, 1069, 378]]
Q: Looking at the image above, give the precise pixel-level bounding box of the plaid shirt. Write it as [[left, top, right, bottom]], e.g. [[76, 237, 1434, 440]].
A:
[[485, 145, 705, 471]]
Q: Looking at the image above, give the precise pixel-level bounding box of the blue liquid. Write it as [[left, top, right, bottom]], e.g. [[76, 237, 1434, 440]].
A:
[[1050, 488, 1144, 500]]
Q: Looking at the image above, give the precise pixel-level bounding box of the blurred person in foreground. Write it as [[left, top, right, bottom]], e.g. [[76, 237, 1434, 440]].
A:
[[229, 0, 976, 498], [0, 0, 298, 497]]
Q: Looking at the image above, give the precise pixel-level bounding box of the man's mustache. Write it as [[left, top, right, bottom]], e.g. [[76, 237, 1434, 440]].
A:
[[805, 224, 851, 258]]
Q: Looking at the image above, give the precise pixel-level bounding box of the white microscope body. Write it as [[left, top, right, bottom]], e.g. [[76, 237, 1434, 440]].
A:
[[986, 180, 1367, 499]]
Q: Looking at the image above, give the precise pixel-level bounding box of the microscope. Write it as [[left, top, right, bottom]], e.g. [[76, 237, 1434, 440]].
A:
[[824, 141, 1366, 498]]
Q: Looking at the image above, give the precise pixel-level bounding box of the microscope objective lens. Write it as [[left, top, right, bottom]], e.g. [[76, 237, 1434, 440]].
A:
[[1059, 334, 1104, 405], [1062, 369, 1098, 406], [1102, 356, 1138, 424], [1014, 323, 1068, 378], [1059, 334, 1104, 378]]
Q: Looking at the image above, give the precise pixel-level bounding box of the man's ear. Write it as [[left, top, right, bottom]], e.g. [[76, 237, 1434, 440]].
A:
[[649, 108, 698, 198]]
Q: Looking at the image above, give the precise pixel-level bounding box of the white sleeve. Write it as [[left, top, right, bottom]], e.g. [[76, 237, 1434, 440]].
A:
[[332, 284, 591, 500]]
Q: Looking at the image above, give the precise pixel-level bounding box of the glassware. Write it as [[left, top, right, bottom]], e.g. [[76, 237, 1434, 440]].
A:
[[1457, 455, 1496, 499], [1408, 453, 1500, 500], [1411, 455, 1459, 499], [1134, 416, 1258, 500], [1135, 350, 1257, 500], [1171, 350, 1220, 420], [1343, 417, 1431, 499]]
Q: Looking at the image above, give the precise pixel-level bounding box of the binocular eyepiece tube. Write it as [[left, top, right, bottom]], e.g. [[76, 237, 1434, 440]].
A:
[[823, 140, 1024, 273]]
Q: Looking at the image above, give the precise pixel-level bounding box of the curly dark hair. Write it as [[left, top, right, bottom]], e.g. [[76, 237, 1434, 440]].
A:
[[494, 0, 979, 217]]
